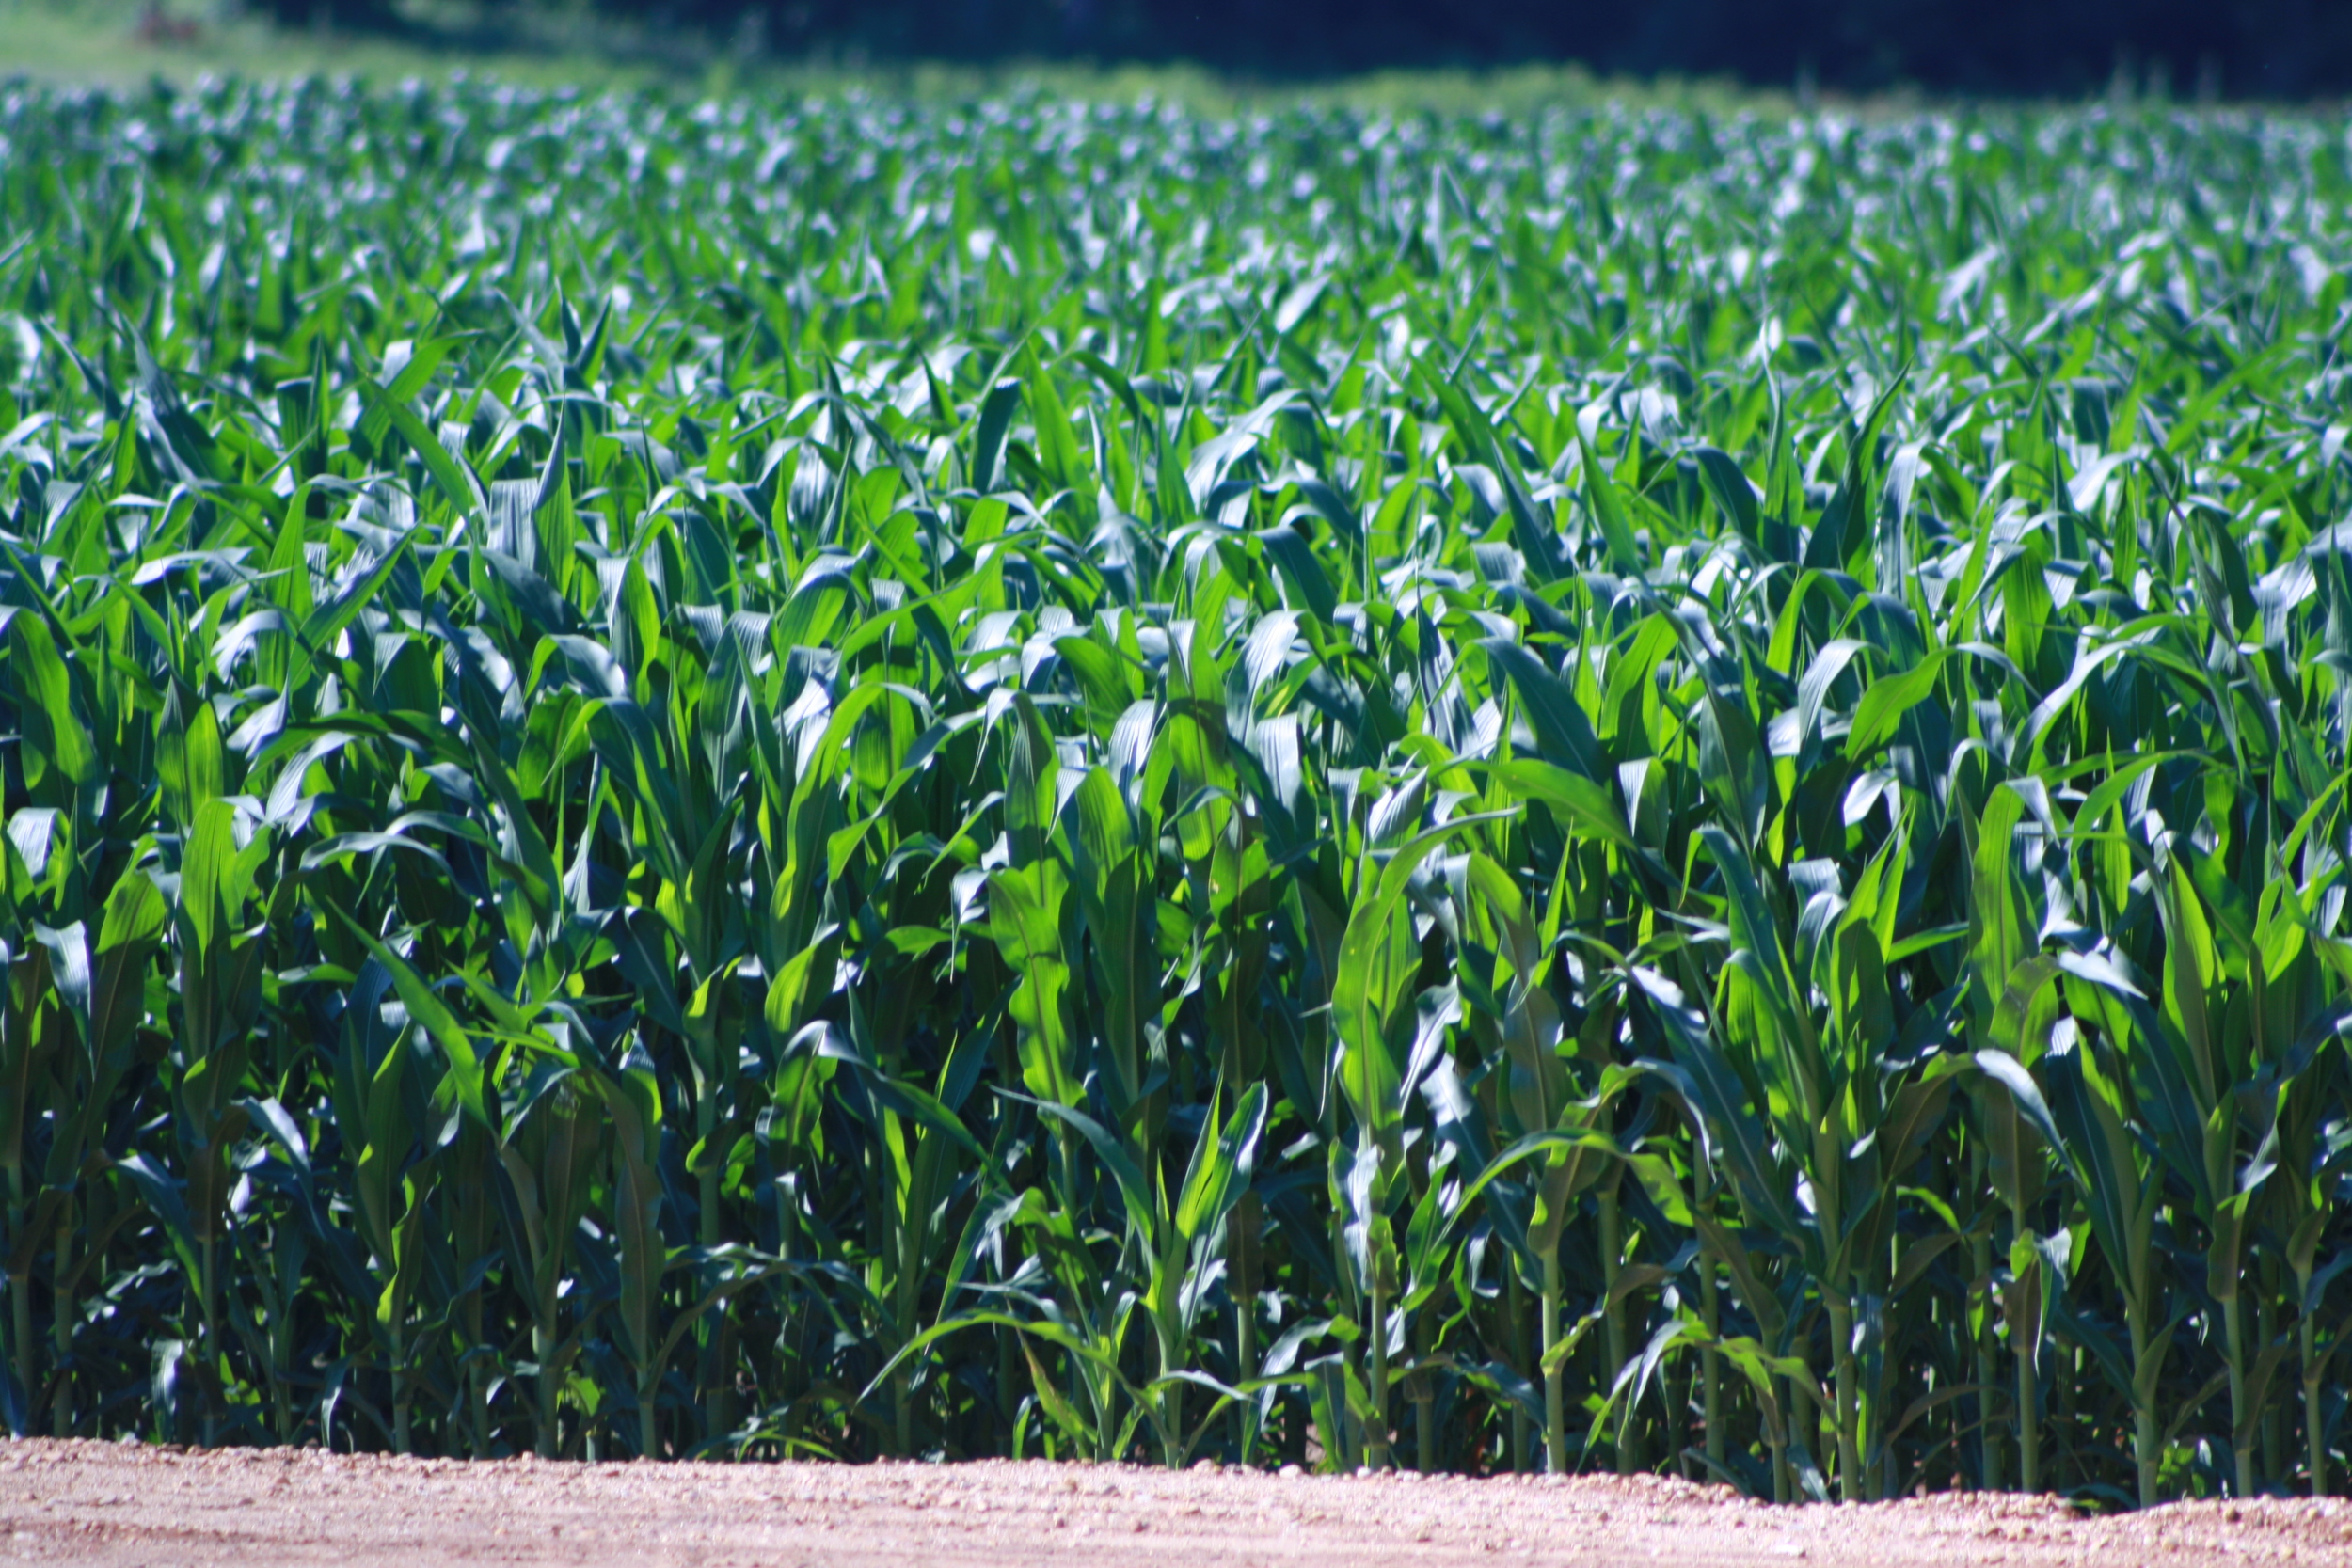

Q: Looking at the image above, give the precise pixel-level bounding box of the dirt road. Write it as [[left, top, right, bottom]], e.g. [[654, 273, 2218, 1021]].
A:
[[0, 1439, 2346, 1567]]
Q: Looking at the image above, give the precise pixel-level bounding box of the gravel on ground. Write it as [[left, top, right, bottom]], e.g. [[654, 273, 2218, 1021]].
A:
[[0, 1439, 2347, 1567]]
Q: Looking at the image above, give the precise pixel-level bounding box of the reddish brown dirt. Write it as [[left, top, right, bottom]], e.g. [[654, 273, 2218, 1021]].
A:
[[0, 1439, 2346, 1567]]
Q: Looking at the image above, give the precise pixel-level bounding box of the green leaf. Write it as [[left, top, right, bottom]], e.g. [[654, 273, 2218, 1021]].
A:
[[1845, 649, 1948, 759], [361, 375, 485, 525], [1479, 639, 1608, 781], [1571, 419, 1645, 576], [324, 905, 489, 1130], [1175, 1082, 1269, 1243]]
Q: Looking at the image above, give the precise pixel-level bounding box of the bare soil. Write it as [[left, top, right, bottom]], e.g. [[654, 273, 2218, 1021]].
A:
[[0, 1439, 2347, 1567]]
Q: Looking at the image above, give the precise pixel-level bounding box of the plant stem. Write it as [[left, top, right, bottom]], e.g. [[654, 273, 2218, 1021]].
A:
[[698, 1084, 729, 1444], [998, 1323, 1019, 1436], [2223, 1291, 2253, 1498], [275, 1307, 295, 1445], [895, 1365, 913, 1458], [1599, 1189, 1635, 1473], [199, 1234, 217, 1449], [391, 1308, 409, 1455], [51, 1201, 71, 1436], [1969, 1156, 1999, 1490], [1368, 1275, 1391, 1470], [1159, 1319, 1184, 1468], [1699, 1168, 1723, 1476], [2259, 1291, 2285, 1485], [1413, 1306, 1438, 1473], [1507, 1265, 1532, 1472], [8, 1268, 30, 1438], [1828, 1295, 1860, 1503], [1768, 1378, 1790, 1505], [535, 1320, 558, 1460], [2128, 1307, 2158, 1507], [9, 1175, 34, 1437], [1541, 1248, 1565, 1475], [2015, 1306, 2037, 1493], [1096, 1348, 1118, 1462], [1232, 1194, 1260, 1462], [2305, 1306, 2326, 1498]]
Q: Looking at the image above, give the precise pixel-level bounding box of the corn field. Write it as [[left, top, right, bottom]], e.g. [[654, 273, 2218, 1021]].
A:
[[0, 76, 2347, 1505]]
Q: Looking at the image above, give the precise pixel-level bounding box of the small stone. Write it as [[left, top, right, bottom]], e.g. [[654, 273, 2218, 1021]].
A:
[[1279, 1465, 1305, 1479]]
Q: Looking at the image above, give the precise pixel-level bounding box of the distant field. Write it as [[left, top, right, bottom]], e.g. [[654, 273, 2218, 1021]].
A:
[[0, 0, 667, 88], [0, 61, 2344, 1512], [0, 0, 1782, 115]]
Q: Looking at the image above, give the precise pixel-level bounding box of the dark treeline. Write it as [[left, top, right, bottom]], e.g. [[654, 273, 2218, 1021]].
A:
[[259, 0, 2352, 97]]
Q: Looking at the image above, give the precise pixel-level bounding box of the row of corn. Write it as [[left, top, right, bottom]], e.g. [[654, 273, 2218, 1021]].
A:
[[0, 78, 2344, 1501]]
